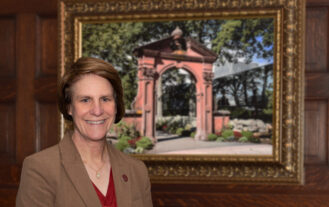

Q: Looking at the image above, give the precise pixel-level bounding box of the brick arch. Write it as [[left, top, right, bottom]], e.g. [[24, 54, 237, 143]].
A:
[[132, 36, 217, 141], [158, 64, 200, 84], [156, 66, 197, 119]]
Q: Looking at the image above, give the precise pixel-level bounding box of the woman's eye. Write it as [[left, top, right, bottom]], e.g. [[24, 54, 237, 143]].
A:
[[80, 98, 89, 103], [102, 97, 111, 102]]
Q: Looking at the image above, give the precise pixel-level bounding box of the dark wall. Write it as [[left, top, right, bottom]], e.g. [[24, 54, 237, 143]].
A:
[[1, 0, 329, 206]]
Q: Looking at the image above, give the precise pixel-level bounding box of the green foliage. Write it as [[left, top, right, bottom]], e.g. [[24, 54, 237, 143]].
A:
[[241, 131, 253, 139], [135, 146, 144, 154], [121, 71, 137, 109], [176, 128, 184, 136], [136, 137, 153, 149], [208, 133, 218, 141], [157, 117, 194, 137], [238, 137, 248, 143], [240, 131, 260, 143], [263, 87, 273, 115], [221, 129, 234, 138], [115, 121, 139, 139], [190, 132, 196, 138], [115, 136, 130, 151], [167, 120, 185, 134], [184, 124, 192, 131], [212, 18, 274, 64], [217, 137, 225, 142], [156, 119, 168, 130], [114, 121, 150, 152]]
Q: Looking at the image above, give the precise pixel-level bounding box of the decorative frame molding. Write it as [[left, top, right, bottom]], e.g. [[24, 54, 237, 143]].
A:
[[59, 0, 305, 184]]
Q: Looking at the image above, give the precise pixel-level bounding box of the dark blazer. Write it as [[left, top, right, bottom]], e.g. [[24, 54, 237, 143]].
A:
[[16, 132, 153, 207]]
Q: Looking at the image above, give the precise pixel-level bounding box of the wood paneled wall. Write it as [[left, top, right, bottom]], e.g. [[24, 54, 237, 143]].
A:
[[0, 0, 329, 206]]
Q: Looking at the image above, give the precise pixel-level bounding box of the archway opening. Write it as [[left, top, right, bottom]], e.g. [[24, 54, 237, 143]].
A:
[[155, 68, 197, 138]]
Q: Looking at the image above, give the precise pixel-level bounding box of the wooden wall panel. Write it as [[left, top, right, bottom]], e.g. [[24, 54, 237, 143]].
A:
[[0, 17, 16, 104], [0, 189, 17, 207], [0, 0, 57, 14], [0, 104, 15, 163], [0, 16, 16, 166], [0, 16, 17, 207], [0, 78, 15, 102], [0, 17, 15, 77], [35, 16, 59, 152], [37, 16, 57, 77], [306, 73, 329, 97], [304, 100, 327, 164], [152, 192, 329, 207], [305, 7, 328, 72], [36, 102, 59, 151], [15, 14, 37, 161]]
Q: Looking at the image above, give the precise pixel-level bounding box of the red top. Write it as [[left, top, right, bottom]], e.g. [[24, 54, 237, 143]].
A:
[[92, 169, 117, 207]]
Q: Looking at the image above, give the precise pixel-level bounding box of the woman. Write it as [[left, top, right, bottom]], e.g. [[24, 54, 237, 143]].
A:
[[16, 57, 153, 207]]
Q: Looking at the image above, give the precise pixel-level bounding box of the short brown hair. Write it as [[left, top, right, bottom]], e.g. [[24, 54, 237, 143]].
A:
[[58, 57, 125, 123]]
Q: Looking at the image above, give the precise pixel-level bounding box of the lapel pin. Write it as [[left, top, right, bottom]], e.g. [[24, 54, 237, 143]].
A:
[[122, 174, 128, 182]]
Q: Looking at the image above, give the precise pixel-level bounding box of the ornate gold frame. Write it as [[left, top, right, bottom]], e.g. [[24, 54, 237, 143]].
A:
[[59, 0, 305, 184]]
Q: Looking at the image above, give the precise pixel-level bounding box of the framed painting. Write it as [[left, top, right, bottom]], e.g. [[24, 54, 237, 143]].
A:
[[59, 0, 305, 184]]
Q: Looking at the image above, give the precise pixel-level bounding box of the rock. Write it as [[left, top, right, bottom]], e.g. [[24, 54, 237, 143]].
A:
[[229, 118, 272, 135]]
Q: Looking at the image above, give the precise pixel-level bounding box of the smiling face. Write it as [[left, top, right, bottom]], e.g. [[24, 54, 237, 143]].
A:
[[68, 74, 116, 142]]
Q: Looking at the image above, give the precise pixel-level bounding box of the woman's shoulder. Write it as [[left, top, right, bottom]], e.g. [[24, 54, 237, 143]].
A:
[[108, 144, 147, 170], [22, 144, 61, 174]]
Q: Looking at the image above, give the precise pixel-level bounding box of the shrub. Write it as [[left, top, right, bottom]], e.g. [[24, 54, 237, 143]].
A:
[[156, 119, 169, 131], [241, 130, 253, 139], [217, 137, 225, 142], [135, 146, 144, 154], [222, 129, 234, 138], [115, 136, 130, 151], [240, 131, 261, 143], [184, 124, 192, 131], [190, 132, 196, 138], [115, 121, 140, 139], [176, 128, 184, 136], [208, 133, 218, 141], [167, 120, 186, 134], [238, 137, 248, 143], [136, 137, 153, 150]]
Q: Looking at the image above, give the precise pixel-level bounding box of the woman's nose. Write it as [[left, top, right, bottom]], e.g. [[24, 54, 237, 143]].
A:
[[91, 101, 103, 116]]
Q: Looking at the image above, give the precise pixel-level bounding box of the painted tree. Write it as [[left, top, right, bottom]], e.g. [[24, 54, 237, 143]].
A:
[[212, 18, 274, 64]]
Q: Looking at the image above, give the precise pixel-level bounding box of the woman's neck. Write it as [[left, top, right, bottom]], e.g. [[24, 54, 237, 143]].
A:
[[72, 132, 108, 164]]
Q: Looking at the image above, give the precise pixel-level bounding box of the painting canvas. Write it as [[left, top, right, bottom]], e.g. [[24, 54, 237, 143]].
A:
[[81, 18, 274, 155]]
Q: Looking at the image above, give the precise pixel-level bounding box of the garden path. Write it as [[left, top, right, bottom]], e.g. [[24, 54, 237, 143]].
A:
[[147, 133, 272, 155]]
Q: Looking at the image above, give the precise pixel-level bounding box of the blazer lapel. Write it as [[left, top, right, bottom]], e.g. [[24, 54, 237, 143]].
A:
[[108, 144, 132, 207], [59, 133, 102, 207]]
